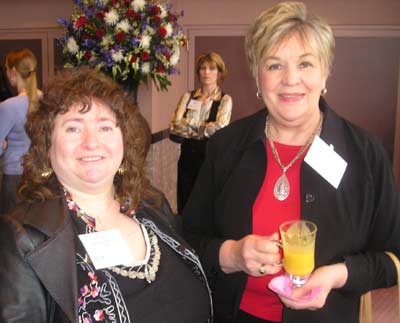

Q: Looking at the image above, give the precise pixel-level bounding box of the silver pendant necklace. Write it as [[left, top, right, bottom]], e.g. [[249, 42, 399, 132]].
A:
[[265, 114, 323, 201]]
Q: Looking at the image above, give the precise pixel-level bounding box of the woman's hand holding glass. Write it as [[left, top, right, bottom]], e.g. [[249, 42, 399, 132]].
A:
[[219, 232, 282, 276]]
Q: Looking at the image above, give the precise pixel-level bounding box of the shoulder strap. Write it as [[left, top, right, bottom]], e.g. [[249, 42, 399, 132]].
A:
[[206, 92, 225, 123], [385, 251, 400, 320], [182, 90, 196, 119]]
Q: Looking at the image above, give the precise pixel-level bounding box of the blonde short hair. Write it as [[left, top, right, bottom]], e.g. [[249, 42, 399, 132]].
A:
[[245, 2, 335, 78], [196, 52, 228, 82]]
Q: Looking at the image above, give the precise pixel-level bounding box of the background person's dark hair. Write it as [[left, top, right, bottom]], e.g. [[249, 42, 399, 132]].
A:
[[19, 66, 160, 208]]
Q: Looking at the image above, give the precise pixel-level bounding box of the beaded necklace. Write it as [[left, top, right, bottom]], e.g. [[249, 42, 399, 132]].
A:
[[63, 189, 161, 283]]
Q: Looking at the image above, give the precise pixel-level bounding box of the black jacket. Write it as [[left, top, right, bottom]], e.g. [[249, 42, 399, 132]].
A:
[[0, 194, 212, 322], [183, 99, 400, 323]]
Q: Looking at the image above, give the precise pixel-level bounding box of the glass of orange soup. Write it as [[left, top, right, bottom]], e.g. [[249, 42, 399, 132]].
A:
[[280, 220, 317, 287]]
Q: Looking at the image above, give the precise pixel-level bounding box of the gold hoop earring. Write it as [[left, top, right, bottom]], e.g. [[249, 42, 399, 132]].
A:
[[41, 167, 53, 179], [256, 91, 263, 100], [321, 88, 327, 96], [117, 165, 125, 176]]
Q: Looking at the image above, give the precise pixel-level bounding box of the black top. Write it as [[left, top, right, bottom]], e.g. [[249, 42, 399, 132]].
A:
[[71, 207, 209, 323], [183, 99, 400, 323]]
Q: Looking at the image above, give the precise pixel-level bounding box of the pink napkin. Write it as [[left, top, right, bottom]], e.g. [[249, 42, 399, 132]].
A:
[[268, 275, 321, 302]]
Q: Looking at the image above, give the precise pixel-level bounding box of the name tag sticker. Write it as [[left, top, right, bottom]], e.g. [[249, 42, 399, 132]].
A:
[[186, 99, 202, 111], [79, 229, 133, 270], [304, 136, 347, 189]]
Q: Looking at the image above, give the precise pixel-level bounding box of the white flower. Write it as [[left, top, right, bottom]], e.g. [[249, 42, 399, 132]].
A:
[[98, 0, 108, 6], [104, 9, 119, 25], [116, 19, 131, 33], [101, 35, 113, 48], [67, 37, 79, 54], [165, 23, 173, 37], [140, 35, 151, 49], [111, 50, 124, 62], [141, 62, 150, 74], [159, 5, 168, 18], [170, 46, 180, 66], [131, 0, 146, 12]]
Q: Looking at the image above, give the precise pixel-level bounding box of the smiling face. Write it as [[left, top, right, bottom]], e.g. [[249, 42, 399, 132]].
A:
[[48, 100, 123, 193], [199, 61, 220, 87], [258, 33, 327, 128]]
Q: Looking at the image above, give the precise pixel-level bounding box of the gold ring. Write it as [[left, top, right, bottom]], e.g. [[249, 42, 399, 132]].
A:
[[259, 264, 266, 275]]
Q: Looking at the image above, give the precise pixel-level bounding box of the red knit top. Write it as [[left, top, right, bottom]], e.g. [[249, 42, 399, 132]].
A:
[[239, 140, 307, 322]]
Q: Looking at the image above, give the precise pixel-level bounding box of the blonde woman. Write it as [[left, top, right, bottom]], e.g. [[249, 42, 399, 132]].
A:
[[183, 2, 399, 323], [0, 48, 40, 214]]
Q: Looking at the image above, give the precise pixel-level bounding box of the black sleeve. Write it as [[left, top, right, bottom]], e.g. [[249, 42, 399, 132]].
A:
[[342, 139, 400, 293], [182, 138, 226, 278], [0, 216, 48, 322]]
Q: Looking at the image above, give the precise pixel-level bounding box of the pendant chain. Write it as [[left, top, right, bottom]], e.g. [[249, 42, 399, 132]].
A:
[[265, 113, 323, 173]]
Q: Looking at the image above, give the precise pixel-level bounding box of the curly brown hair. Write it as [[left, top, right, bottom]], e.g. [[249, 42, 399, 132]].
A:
[[19, 66, 159, 208]]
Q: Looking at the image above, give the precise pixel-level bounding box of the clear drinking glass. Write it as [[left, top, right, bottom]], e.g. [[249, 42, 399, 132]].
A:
[[279, 220, 317, 287]]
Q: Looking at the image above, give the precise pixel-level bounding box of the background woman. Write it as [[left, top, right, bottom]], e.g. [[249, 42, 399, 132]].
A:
[[0, 48, 40, 214], [170, 52, 232, 214], [183, 2, 400, 323], [0, 67, 211, 323]]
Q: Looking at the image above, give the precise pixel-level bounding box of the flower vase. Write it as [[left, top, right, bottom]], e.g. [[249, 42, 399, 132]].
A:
[[119, 78, 139, 105]]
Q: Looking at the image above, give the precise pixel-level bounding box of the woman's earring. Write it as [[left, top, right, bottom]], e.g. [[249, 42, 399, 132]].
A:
[[41, 167, 53, 179], [321, 88, 327, 96], [117, 165, 125, 176], [256, 91, 263, 100]]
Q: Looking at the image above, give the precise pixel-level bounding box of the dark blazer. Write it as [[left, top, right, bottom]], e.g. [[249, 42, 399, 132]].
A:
[[0, 193, 212, 322], [183, 98, 400, 323]]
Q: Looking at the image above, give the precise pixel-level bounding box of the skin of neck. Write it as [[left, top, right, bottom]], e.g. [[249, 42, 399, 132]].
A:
[[62, 182, 119, 220], [201, 84, 218, 98], [268, 109, 322, 146]]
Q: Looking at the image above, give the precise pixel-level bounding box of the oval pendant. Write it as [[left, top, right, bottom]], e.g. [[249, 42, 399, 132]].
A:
[[274, 173, 290, 201]]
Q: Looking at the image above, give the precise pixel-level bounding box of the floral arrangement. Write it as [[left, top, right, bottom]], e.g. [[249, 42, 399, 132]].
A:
[[58, 0, 187, 91]]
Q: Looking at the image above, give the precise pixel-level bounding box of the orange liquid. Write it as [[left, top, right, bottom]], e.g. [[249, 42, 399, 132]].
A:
[[283, 248, 314, 276]]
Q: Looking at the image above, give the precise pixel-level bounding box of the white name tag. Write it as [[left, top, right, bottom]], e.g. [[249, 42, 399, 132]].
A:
[[304, 136, 347, 189], [186, 99, 202, 112], [79, 229, 133, 270]]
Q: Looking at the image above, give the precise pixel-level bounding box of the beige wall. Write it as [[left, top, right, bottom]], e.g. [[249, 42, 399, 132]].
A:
[[1, 0, 399, 133], [178, 0, 400, 25]]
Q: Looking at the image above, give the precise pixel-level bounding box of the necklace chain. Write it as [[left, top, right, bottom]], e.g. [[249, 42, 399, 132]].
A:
[[265, 113, 323, 173]]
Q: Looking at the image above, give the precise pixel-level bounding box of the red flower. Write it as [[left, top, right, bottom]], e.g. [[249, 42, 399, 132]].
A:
[[156, 64, 165, 73], [126, 9, 139, 18], [75, 16, 89, 29], [158, 26, 167, 38], [95, 28, 105, 39], [163, 52, 171, 60], [168, 13, 177, 22], [153, 16, 161, 25], [94, 309, 105, 321], [88, 271, 98, 282], [115, 31, 126, 43], [81, 34, 89, 41], [152, 5, 161, 16], [140, 52, 150, 61], [111, 0, 119, 6], [96, 10, 105, 21], [124, 0, 130, 4], [130, 55, 138, 64], [84, 51, 92, 60]]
